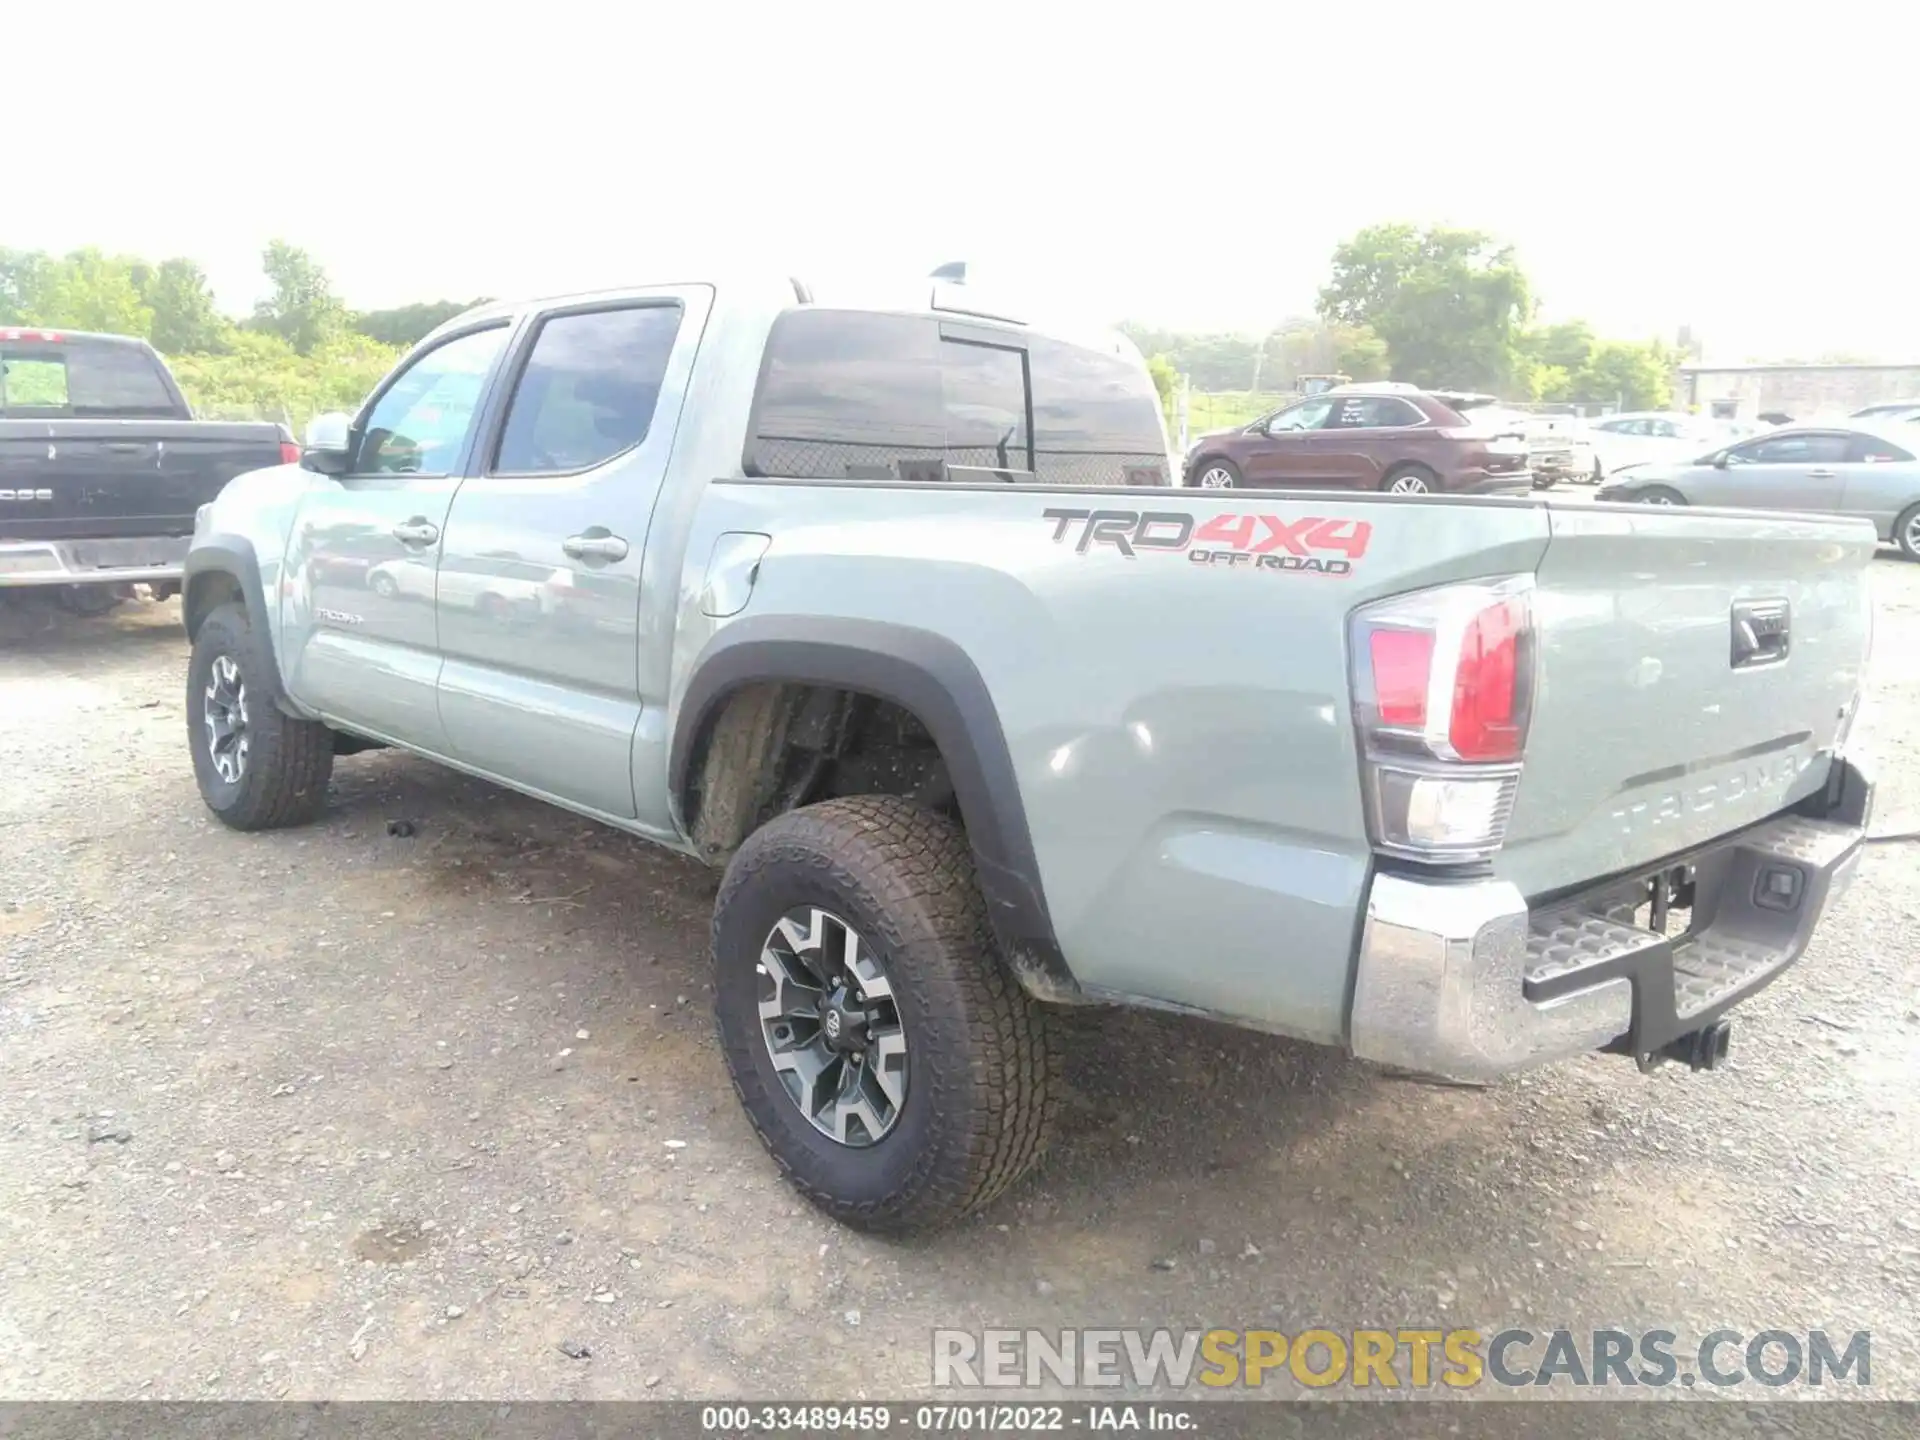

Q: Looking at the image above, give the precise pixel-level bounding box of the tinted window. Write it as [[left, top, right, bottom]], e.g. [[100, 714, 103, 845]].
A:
[[1328, 396, 1422, 428], [1, 343, 176, 416], [1267, 398, 1334, 432], [358, 326, 508, 475], [941, 339, 1029, 473], [1727, 433, 1850, 465], [0, 354, 69, 410], [494, 305, 683, 475], [1848, 432, 1915, 464], [1027, 335, 1169, 485], [746, 310, 1168, 485], [747, 311, 944, 481]]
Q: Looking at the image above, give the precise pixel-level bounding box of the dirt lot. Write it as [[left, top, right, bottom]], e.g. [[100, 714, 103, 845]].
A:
[[3, 560, 1919, 1402]]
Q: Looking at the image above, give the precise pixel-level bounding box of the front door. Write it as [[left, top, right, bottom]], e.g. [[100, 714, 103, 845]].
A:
[[281, 322, 514, 746], [1244, 396, 1334, 486], [434, 288, 709, 823], [1688, 430, 1849, 513]]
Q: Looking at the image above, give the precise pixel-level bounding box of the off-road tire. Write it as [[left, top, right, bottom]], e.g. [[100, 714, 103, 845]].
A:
[[188, 601, 334, 830], [712, 795, 1060, 1233]]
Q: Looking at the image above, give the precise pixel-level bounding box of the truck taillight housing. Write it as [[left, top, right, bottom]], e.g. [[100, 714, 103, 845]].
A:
[[1350, 576, 1535, 864]]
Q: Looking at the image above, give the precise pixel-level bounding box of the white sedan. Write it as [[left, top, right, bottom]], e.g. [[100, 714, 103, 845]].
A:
[[1582, 412, 1749, 479]]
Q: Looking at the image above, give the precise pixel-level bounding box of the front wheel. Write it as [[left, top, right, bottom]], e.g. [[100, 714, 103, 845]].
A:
[[1190, 459, 1240, 489], [188, 602, 335, 830], [1637, 486, 1687, 507], [1896, 502, 1920, 561], [711, 795, 1059, 1233]]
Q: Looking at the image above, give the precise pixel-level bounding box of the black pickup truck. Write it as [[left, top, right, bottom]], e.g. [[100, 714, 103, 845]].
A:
[[1, 328, 294, 614]]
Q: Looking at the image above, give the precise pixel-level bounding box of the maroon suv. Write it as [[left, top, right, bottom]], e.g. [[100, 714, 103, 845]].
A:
[[1182, 387, 1533, 495]]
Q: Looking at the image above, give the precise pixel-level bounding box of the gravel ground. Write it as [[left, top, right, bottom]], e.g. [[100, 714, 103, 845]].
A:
[[2, 558, 1918, 1404]]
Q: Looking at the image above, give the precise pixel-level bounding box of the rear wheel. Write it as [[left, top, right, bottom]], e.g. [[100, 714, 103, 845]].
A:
[[1897, 502, 1920, 560], [188, 602, 334, 830], [711, 796, 1059, 1233], [1382, 464, 1436, 495], [1191, 459, 1240, 490], [1637, 486, 1687, 507]]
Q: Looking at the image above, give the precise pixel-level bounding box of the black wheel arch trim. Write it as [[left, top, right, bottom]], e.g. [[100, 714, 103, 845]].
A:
[[183, 534, 301, 716], [671, 615, 1080, 1000]]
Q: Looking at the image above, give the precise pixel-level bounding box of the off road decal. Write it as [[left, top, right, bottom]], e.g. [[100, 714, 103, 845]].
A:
[[1041, 508, 1371, 577]]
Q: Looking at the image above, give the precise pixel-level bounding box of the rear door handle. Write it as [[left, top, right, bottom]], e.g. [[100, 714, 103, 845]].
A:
[[392, 519, 440, 546], [562, 529, 629, 563], [1805, 468, 1837, 478], [105, 442, 147, 454]]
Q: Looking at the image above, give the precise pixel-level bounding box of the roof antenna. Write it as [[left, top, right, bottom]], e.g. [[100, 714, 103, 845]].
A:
[[930, 261, 967, 284]]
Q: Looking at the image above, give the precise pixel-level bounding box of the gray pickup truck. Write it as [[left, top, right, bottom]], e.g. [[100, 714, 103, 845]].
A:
[[181, 274, 1876, 1233], [2, 328, 295, 612]]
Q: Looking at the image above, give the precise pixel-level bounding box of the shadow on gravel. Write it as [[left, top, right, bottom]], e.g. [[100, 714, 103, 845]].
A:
[[0, 595, 185, 657]]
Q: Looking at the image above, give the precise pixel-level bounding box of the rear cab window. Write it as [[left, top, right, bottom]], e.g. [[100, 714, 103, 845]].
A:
[[745, 309, 1168, 485], [0, 337, 181, 417]]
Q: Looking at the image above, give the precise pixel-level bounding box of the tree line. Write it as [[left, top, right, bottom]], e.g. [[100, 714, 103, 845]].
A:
[[4, 226, 1682, 423], [0, 241, 481, 427], [1128, 223, 1679, 411]]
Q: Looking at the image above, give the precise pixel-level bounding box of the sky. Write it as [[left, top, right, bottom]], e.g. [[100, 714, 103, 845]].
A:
[[10, 0, 1916, 363]]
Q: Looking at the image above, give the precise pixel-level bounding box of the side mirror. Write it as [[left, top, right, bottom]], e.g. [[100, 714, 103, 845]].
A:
[[302, 412, 354, 475], [1711, 452, 1731, 469]]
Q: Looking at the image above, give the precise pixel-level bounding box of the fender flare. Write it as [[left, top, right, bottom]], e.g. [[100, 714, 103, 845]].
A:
[[670, 615, 1077, 998], [183, 533, 299, 715]]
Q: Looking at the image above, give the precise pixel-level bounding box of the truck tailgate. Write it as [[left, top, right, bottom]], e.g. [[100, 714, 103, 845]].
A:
[[1496, 503, 1875, 900]]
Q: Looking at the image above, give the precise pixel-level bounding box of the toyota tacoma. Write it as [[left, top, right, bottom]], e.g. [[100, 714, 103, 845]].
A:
[[180, 274, 1876, 1233]]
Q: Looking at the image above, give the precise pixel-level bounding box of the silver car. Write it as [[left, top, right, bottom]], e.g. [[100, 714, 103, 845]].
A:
[[1595, 422, 1920, 559]]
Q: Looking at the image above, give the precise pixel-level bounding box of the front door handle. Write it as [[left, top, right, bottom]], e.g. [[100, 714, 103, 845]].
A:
[[392, 519, 440, 546], [562, 529, 629, 563], [1805, 468, 1837, 478]]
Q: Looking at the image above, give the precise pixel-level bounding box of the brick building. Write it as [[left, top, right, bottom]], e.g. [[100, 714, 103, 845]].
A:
[[1677, 363, 1920, 421]]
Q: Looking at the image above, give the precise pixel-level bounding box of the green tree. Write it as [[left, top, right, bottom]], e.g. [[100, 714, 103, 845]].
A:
[[1571, 339, 1673, 410], [354, 299, 487, 348], [0, 248, 51, 325], [250, 240, 345, 355], [1317, 223, 1532, 390], [20, 248, 154, 336], [142, 258, 230, 354]]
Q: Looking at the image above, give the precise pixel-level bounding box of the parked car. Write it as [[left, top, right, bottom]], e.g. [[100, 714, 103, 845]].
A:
[[1595, 422, 1920, 559], [1, 328, 295, 614], [183, 274, 1872, 1234], [1183, 386, 1533, 494], [1582, 411, 1739, 479], [1851, 399, 1920, 421], [1447, 402, 1595, 489], [365, 552, 565, 617]]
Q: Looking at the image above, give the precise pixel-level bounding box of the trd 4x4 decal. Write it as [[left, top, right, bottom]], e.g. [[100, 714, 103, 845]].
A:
[[1042, 508, 1371, 577]]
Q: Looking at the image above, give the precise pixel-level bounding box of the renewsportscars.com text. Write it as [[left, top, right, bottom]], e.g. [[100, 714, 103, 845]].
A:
[[932, 1327, 1871, 1390]]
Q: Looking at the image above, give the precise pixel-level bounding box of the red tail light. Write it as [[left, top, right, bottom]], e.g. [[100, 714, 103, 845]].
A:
[[1351, 577, 1535, 864], [1369, 629, 1435, 727], [279, 440, 301, 465], [1449, 595, 1526, 762]]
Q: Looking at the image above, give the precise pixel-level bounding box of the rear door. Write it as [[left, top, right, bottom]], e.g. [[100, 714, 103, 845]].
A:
[[1243, 396, 1335, 486], [1318, 393, 1429, 488], [434, 288, 709, 821], [281, 321, 514, 746], [1838, 429, 1920, 539], [1689, 429, 1848, 512]]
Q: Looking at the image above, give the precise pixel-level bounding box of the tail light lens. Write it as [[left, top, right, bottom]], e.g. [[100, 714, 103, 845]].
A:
[[1350, 576, 1535, 864], [278, 428, 301, 466]]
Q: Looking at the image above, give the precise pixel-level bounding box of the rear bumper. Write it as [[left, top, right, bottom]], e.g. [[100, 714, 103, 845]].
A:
[[0, 535, 188, 587], [1347, 758, 1873, 1081]]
